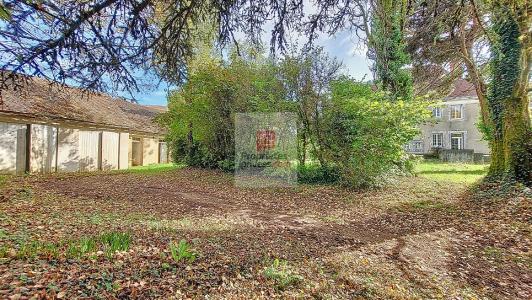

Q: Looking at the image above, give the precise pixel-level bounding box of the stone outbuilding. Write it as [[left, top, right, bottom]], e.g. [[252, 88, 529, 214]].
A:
[[0, 76, 168, 175]]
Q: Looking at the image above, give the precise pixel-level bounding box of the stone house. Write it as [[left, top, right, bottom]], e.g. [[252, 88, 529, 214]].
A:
[[406, 80, 490, 159]]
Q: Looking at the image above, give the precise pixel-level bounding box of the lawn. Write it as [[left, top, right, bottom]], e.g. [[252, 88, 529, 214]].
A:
[[414, 159, 489, 184], [0, 162, 529, 299], [123, 163, 181, 174]]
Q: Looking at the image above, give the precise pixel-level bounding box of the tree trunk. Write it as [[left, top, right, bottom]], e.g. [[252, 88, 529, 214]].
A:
[[488, 7, 532, 186], [502, 94, 531, 184], [187, 121, 195, 159], [187, 122, 193, 145], [298, 130, 307, 166], [302, 134, 307, 165]]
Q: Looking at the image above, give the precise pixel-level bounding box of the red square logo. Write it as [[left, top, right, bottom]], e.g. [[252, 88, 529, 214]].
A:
[[256, 130, 276, 152]]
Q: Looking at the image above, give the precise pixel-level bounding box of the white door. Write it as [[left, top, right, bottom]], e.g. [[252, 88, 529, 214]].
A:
[[79, 131, 101, 171], [450, 133, 464, 150], [101, 131, 119, 170], [30, 125, 57, 173]]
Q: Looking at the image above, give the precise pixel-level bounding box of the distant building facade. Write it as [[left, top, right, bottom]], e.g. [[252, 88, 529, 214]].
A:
[[0, 76, 169, 175], [406, 80, 490, 157]]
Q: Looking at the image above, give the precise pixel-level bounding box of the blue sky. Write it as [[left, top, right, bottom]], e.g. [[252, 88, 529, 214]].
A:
[[126, 30, 372, 106]]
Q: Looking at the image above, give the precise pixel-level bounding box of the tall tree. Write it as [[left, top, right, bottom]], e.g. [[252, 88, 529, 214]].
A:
[[304, 0, 414, 100], [369, 0, 413, 100]]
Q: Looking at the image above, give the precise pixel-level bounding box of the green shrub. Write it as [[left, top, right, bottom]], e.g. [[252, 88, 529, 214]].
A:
[[263, 259, 303, 290], [217, 159, 235, 172], [170, 139, 218, 169], [321, 78, 431, 188], [236, 150, 288, 169], [260, 166, 294, 180], [169, 239, 197, 264], [297, 164, 340, 184], [163, 47, 295, 171], [100, 232, 131, 253]]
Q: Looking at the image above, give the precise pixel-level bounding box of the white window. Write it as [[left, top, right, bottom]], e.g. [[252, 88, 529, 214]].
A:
[[432, 107, 442, 118], [450, 104, 463, 120], [450, 132, 465, 149], [406, 140, 423, 152], [413, 141, 423, 152], [432, 133, 444, 148]]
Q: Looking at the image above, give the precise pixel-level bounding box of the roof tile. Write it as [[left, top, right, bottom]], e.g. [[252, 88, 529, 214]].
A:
[[0, 76, 165, 134]]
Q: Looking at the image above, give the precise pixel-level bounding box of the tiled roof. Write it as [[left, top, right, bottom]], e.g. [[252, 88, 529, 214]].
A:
[[448, 79, 478, 98], [0, 76, 166, 135]]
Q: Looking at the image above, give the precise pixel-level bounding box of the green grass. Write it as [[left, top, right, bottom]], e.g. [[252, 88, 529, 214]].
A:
[[9, 232, 132, 260], [0, 245, 8, 258], [414, 159, 488, 184], [124, 163, 181, 174], [16, 240, 60, 260], [66, 236, 98, 258]]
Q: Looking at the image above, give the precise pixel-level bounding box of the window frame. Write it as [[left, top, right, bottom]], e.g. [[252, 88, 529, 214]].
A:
[[431, 132, 444, 148], [432, 107, 442, 119], [405, 140, 423, 153], [449, 104, 464, 120]]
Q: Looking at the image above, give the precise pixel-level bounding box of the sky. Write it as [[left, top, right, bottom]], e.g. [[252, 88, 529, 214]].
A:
[[124, 29, 373, 106]]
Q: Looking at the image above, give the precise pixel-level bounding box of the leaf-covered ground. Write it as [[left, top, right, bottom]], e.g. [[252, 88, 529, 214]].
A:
[[0, 164, 530, 299]]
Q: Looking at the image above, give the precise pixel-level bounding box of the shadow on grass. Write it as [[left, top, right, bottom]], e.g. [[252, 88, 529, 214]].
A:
[[417, 169, 487, 176]]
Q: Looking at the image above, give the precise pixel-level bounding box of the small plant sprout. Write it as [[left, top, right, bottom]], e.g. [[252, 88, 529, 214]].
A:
[[100, 232, 131, 254], [169, 239, 197, 264], [66, 236, 98, 259], [16, 241, 41, 260], [263, 258, 303, 290]]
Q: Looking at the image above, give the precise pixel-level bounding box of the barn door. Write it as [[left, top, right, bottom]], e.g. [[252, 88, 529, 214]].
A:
[[30, 124, 57, 173], [158, 141, 168, 164], [15, 128, 27, 175], [79, 131, 101, 171], [131, 138, 143, 166]]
